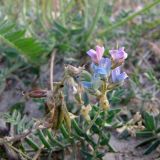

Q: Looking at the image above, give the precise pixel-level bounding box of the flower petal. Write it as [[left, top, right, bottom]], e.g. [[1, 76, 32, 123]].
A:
[[97, 67, 107, 75], [87, 46, 104, 64], [91, 63, 107, 75], [109, 50, 117, 61], [117, 72, 128, 82], [87, 49, 98, 63], [99, 58, 111, 75], [109, 47, 128, 65], [91, 63, 98, 72], [111, 67, 121, 83], [96, 45, 104, 62], [118, 47, 128, 59], [112, 66, 128, 83], [87, 49, 96, 57]]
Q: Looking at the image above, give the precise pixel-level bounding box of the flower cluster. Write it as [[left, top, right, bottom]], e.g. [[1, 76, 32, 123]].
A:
[[80, 45, 128, 110], [82, 45, 128, 90]]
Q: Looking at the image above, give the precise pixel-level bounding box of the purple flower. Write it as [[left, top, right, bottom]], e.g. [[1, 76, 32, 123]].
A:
[[109, 47, 128, 66], [91, 58, 111, 76], [87, 45, 104, 64], [111, 66, 128, 83]]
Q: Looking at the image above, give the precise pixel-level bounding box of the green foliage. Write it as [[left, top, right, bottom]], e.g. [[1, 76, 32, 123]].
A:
[[99, 0, 160, 35], [0, 0, 159, 60], [0, 20, 47, 64], [0, 0, 160, 159], [2, 105, 121, 159], [109, 87, 134, 105], [136, 112, 160, 155], [50, 0, 105, 55]]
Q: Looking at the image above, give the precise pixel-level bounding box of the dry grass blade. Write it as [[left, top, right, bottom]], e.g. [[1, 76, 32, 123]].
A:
[[50, 50, 56, 91]]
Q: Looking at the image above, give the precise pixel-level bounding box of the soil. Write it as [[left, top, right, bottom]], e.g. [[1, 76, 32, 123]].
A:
[[104, 135, 160, 160]]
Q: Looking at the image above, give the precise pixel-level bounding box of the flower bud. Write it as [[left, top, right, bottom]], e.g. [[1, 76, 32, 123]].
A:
[[87, 45, 104, 64], [81, 105, 92, 121], [109, 47, 128, 68], [99, 95, 110, 110]]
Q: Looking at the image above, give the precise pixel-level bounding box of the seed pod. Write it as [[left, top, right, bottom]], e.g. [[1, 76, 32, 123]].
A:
[[63, 104, 71, 133], [46, 91, 66, 130], [46, 107, 58, 129], [55, 100, 65, 129], [26, 89, 48, 98], [30, 89, 47, 98], [46, 91, 55, 111]]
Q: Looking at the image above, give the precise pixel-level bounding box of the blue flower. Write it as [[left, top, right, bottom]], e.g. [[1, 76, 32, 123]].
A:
[[111, 66, 128, 83], [91, 58, 111, 76], [82, 58, 111, 89]]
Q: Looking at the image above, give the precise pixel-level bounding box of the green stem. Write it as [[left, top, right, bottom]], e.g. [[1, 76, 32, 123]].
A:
[[86, 107, 101, 132], [92, 114, 107, 159], [100, 0, 160, 35]]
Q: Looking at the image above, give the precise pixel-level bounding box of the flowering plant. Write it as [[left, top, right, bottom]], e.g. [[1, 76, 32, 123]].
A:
[[1, 45, 129, 159], [81, 45, 128, 112]]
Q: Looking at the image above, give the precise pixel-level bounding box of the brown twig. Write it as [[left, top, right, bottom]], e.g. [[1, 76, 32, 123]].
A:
[[0, 121, 45, 145], [0, 130, 31, 144]]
